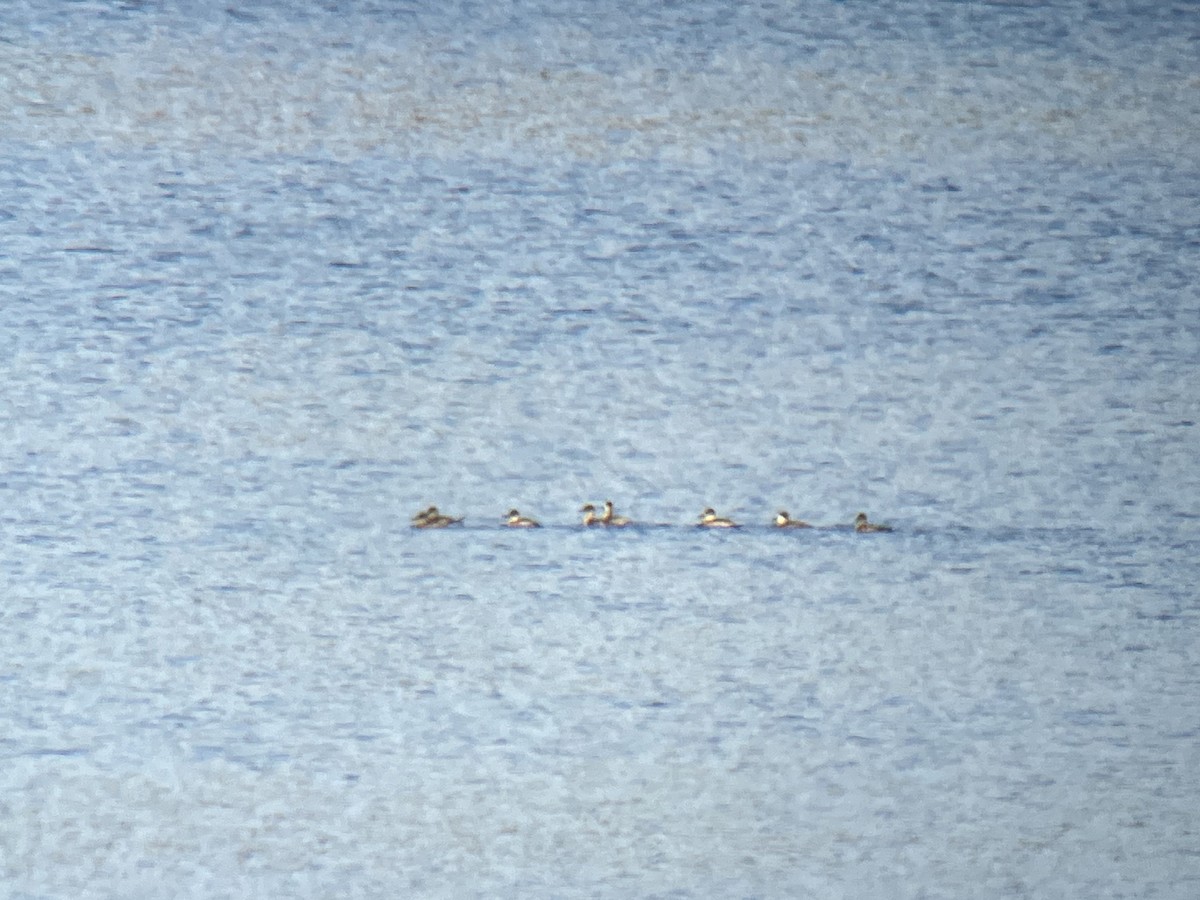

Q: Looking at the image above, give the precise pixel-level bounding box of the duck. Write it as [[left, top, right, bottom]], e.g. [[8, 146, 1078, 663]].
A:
[[601, 500, 632, 527], [505, 509, 541, 528], [412, 506, 463, 528], [774, 510, 811, 528], [698, 507, 738, 528], [580, 504, 602, 526], [854, 512, 893, 533]]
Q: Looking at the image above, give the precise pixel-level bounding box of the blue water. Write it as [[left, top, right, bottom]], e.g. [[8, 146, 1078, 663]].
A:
[[2, 2, 1199, 898]]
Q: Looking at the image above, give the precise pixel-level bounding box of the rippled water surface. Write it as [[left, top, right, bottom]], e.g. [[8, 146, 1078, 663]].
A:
[[2, 2, 1199, 897]]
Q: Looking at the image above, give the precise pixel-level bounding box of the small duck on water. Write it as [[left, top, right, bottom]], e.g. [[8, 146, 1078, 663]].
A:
[[505, 509, 541, 528], [580, 504, 602, 526], [412, 506, 463, 528], [698, 508, 738, 528], [854, 512, 893, 533], [601, 500, 632, 527], [774, 510, 811, 529]]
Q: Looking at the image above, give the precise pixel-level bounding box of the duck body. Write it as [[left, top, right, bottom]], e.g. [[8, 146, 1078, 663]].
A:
[[601, 500, 632, 527], [698, 507, 738, 528], [854, 512, 893, 533], [580, 504, 602, 527], [774, 511, 811, 529], [412, 506, 463, 528], [505, 509, 541, 528]]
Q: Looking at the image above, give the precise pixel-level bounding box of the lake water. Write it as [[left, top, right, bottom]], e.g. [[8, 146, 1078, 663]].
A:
[[2, 2, 1199, 897]]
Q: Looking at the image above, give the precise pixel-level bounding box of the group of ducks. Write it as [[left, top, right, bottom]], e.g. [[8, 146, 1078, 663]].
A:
[[411, 501, 893, 532]]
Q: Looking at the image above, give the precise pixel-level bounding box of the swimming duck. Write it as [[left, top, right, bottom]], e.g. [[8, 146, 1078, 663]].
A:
[[854, 512, 893, 533], [601, 500, 632, 527], [698, 508, 738, 528], [412, 506, 463, 528], [774, 510, 811, 528], [580, 504, 602, 526], [505, 509, 541, 528]]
